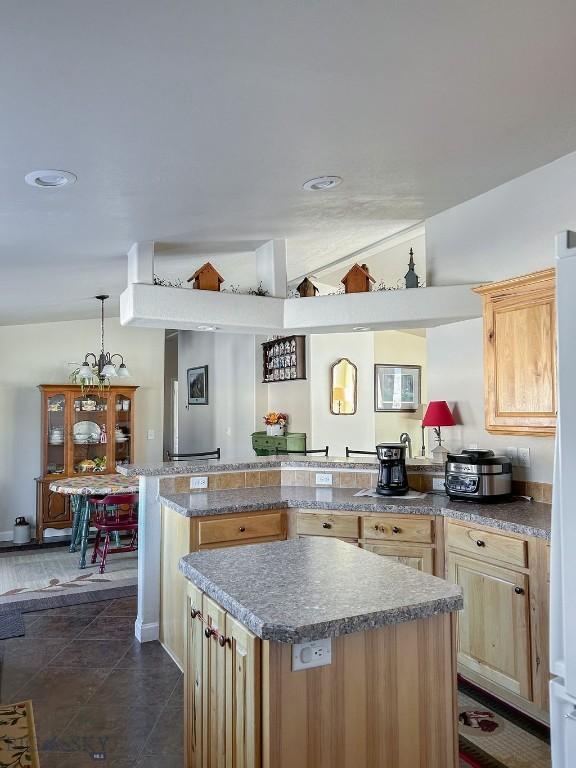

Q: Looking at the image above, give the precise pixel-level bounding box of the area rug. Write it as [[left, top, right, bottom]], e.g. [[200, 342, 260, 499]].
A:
[[458, 680, 550, 768], [0, 700, 39, 768], [0, 546, 137, 603]]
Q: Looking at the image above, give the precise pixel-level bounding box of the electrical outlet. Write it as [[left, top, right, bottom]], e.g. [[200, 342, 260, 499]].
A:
[[315, 473, 333, 486], [292, 638, 332, 671], [147, 429, 155, 440], [190, 476, 208, 490], [506, 447, 519, 466], [432, 477, 446, 492], [517, 448, 531, 468], [467, 443, 478, 450]]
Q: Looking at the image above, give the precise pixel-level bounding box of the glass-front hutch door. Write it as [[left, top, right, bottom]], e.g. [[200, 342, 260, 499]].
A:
[[45, 393, 66, 476], [71, 393, 109, 474], [114, 393, 133, 468]]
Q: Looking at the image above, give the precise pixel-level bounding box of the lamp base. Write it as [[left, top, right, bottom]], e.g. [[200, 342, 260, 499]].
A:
[[430, 444, 449, 464]]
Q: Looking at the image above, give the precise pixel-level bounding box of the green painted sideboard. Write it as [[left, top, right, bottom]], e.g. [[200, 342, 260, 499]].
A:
[[251, 431, 307, 456]]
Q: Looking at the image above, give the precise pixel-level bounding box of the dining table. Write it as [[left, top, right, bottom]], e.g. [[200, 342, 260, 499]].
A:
[[49, 473, 139, 568]]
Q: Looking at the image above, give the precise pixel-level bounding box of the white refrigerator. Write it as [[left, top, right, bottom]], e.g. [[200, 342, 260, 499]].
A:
[[550, 230, 576, 764]]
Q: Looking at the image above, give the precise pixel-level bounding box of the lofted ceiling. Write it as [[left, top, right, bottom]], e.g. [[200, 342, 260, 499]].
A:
[[1, 0, 576, 324]]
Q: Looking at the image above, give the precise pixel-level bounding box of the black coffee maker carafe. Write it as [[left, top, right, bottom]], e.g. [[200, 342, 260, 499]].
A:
[[375, 443, 409, 496]]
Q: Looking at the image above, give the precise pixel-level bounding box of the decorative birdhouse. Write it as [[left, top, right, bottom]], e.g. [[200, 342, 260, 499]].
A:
[[296, 277, 319, 298], [187, 262, 224, 292], [404, 248, 419, 289], [341, 263, 375, 294]]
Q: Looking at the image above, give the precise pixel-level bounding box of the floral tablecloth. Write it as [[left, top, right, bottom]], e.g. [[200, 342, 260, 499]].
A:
[[49, 473, 138, 495]]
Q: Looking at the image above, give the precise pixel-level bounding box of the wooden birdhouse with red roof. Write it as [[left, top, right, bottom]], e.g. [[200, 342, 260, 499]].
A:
[[341, 263, 375, 294], [187, 262, 224, 292]]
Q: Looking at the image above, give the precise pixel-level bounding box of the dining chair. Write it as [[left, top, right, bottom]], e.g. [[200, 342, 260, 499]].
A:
[[345, 447, 377, 457], [275, 446, 329, 457], [166, 448, 221, 460], [90, 493, 139, 574]]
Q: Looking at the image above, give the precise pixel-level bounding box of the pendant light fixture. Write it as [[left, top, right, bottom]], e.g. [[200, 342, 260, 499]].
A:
[[77, 295, 130, 382]]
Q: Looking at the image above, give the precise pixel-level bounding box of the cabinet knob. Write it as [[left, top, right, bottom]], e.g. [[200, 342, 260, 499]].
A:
[[218, 634, 230, 648], [322, 522, 332, 529], [514, 586, 525, 595], [476, 539, 485, 547], [239, 526, 246, 533], [190, 608, 201, 619], [392, 526, 401, 534], [204, 627, 215, 639]]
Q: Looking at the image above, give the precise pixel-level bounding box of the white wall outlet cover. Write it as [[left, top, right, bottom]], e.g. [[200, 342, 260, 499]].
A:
[[190, 476, 209, 489], [147, 429, 155, 440], [315, 473, 333, 486], [517, 448, 531, 467], [505, 447, 519, 465], [291, 638, 332, 671], [432, 477, 446, 492]]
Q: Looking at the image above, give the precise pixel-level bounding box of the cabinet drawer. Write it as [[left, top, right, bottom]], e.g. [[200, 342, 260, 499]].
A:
[[447, 522, 527, 568], [361, 515, 433, 543], [297, 512, 359, 539], [252, 437, 283, 447], [198, 512, 284, 546]]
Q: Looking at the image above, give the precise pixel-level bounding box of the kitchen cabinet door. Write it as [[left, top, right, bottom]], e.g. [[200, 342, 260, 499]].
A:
[[474, 269, 556, 436], [202, 595, 228, 768], [448, 553, 532, 699], [361, 541, 434, 574], [225, 615, 261, 768], [186, 585, 204, 767]]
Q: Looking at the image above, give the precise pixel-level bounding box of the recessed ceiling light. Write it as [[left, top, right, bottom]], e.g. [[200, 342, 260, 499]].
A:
[[353, 326, 371, 332], [302, 176, 342, 192], [25, 169, 77, 188], [197, 325, 218, 331]]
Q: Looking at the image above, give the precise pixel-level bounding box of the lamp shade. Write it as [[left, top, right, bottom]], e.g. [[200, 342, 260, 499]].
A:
[[422, 400, 455, 427]]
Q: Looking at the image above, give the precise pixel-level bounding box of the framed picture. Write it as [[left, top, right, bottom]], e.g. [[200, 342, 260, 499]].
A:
[[187, 365, 208, 405], [374, 364, 421, 412]]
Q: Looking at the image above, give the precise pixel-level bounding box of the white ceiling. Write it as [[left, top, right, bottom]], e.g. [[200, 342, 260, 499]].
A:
[[1, 0, 576, 324]]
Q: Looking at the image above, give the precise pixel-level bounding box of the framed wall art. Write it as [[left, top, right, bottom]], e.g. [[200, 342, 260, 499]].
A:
[[374, 364, 421, 412], [187, 365, 208, 405]]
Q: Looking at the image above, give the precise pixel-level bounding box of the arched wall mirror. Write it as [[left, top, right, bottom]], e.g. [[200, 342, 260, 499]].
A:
[[330, 358, 358, 415]]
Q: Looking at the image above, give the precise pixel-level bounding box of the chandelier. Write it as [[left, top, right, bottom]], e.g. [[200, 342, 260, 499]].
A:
[[77, 295, 130, 382]]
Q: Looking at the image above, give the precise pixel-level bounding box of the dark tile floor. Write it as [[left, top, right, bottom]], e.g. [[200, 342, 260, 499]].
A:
[[0, 596, 183, 767]]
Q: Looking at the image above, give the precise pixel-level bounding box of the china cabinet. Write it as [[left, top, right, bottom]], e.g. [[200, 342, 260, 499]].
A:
[[35, 384, 138, 541]]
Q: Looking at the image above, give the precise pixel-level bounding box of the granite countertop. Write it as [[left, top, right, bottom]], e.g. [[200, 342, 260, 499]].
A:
[[118, 454, 441, 477], [179, 537, 463, 643], [160, 485, 552, 539]]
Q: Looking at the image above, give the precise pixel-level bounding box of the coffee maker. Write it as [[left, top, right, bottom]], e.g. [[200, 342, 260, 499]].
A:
[[375, 443, 409, 496]]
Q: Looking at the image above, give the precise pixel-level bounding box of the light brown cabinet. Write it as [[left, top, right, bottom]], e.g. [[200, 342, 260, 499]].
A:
[[185, 584, 458, 768], [186, 586, 260, 768], [361, 541, 434, 573], [474, 268, 556, 436], [448, 552, 532, 699]]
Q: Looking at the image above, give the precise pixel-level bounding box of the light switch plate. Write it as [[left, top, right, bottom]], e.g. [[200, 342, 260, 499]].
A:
[[292, 638, 332, 671], [315, 473, 333, 486], [190, 476, 208, 489]]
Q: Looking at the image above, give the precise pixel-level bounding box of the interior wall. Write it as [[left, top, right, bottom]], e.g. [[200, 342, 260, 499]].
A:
[[0, 318, 165, 537], [163, 332, 178, 457], [266, 341, 312, 435], [373, 330, 427, 454], [309, 332, 375, 456], [427, 318, 554, 483], [177, 331, 265, 458]]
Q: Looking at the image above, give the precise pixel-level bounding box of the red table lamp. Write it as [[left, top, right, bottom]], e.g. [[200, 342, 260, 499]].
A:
[[422, 401, 456, 462]]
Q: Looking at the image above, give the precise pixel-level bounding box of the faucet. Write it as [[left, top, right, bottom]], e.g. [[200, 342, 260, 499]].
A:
[[399, 432, 412, 459]]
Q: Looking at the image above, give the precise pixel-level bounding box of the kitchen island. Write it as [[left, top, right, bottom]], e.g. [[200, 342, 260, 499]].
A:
[[179, 536, 463, 768]]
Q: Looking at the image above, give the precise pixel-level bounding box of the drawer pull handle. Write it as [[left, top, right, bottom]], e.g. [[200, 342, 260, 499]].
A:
[[392, 526, 401, 534], [239, 526, 246, 532], [476, 540, 485, 547], [322, 522, 332, 529], [514, 586, 525, 595]]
